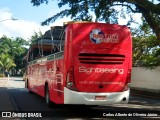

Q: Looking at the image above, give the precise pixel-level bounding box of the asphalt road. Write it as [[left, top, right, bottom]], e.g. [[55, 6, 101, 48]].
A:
[[6, 78, 160, 119]]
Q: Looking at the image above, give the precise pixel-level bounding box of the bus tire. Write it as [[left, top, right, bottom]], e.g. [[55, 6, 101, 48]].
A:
[[25, 80, 28, 88], [29, 90, 33, 94], [45, 85, 52, 108], [26, 80, 33, 94]]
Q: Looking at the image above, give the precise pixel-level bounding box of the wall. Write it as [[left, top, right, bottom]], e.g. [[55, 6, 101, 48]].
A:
[[131, 67, 160, 93]]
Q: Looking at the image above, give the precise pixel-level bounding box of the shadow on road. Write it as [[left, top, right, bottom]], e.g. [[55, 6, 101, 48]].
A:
[[5, 79, 160, 119], [6, 87, 160, 119]]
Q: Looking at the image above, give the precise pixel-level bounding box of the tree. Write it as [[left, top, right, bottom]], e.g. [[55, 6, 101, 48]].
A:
[[0, 36, 29, 76], [0, 36, 13, 54], [28, 30, 43, 45], [0, 54, 16, 75], [12, 37, 29, 75], [132, 18, 160, 68], [30, 0, 160, 43]]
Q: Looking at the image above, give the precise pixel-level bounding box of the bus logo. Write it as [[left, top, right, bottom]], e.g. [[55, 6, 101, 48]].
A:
[[90, 29, 119, 44], [90, 29, 103, 44]]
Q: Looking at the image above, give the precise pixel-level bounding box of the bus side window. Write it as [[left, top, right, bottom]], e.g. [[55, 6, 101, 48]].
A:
[[61, 44, 64, 51], [27, 52, 30, 62], [28, 51, 33, 62], [53, 45, 60, 53], [41, 45, 53, 56], [43, 50, 52, 56], [32, 48, 40, 60]]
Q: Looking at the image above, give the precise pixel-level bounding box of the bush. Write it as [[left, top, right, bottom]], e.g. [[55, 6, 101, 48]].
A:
[[0, 74, 5, 78]]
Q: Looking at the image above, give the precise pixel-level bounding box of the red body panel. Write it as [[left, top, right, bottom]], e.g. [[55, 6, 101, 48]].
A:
[[26, 22, 132, 104], [64, 23, 132, 92]]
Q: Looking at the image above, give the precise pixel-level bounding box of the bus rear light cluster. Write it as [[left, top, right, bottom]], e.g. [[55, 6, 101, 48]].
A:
[[66, 67, 78, 91], [123, 69, 131, 91], [126, 69, 131, 83], [123, 83, 130, 91]]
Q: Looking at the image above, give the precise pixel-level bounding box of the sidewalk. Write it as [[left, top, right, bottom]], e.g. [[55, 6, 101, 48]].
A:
[[0, 77, 15, 111]]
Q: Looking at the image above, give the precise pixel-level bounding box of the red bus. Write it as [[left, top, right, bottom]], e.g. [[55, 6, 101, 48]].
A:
[[25, 22, 132, 107]]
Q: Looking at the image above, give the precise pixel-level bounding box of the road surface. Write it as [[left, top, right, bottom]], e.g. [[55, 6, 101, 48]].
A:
[[5, 78, 160, 119]]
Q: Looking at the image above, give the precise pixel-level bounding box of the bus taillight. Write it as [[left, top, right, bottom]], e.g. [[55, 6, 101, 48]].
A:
[[123, 83, 130, 91], [66, 67, 77, 91], [123, 69, 131, 91], [126, 69, 131, 83]]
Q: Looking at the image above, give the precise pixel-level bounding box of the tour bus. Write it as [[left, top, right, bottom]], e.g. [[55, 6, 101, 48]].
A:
[[25, 22, 132, 107]]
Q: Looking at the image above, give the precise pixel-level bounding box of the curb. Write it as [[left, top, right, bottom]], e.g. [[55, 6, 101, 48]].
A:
[[130, 88, 160, 100]]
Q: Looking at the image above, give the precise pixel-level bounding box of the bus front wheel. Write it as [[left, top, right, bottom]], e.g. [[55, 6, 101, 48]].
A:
[[45, 85, 52, 108]]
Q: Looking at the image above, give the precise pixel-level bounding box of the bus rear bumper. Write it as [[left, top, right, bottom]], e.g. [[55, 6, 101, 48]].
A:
[[64, 87, 130, 105]]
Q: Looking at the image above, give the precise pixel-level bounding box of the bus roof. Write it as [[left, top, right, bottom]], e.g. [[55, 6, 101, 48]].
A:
[[43, 26, 65, 40], [63, 21, 92, 25], [29, 26, 65, 50]]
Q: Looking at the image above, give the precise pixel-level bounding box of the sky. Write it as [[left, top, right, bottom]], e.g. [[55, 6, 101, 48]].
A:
[[0, 0, 71, 40], [0, 0, 143, 40]]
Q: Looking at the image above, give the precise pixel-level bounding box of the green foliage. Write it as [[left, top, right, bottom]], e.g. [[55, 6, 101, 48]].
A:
[[0, 54, 16, 74], [30, 0, 160, 41], [28, 30, 43, 45], [31, 0, 48, 6], [41, 0, 119, 25], [132, 18, 160, 68], [0, 31, 43, 76], [0, 74, 5, 78], [0, 36, 29, 76]]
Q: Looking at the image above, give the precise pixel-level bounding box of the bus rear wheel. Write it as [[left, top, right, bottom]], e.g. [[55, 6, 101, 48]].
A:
[[45, 86, 52, 108], [26, 80, 33, 94]]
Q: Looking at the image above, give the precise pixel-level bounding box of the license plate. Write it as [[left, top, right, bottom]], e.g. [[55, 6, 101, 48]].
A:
[[95, 96, 106, 100]]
